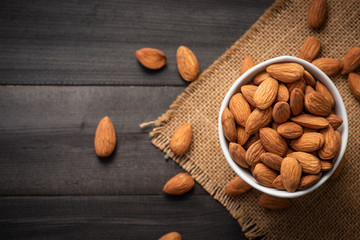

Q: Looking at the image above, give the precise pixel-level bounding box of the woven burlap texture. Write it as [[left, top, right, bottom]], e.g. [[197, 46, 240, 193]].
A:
[[145, 0, 360, 239]]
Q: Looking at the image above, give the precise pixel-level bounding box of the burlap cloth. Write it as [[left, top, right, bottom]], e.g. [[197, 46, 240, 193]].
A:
[[143, 0, 360, 239]]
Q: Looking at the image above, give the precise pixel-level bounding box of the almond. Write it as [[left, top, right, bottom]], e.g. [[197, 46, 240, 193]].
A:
[[170, 123, 192, 155], [311, 58, 341, 77], [290, 132, 325, 152], [272, 122, 280, 131], [304, 91, 331, 116], [305, 85, 315, 95], [303, 70, 316, 87], [315, 81, 335, 108], [272, 175, 285, 190], [288, 152, 321, 174], [241, 85, 258, 107], [253, 77, 279, 109], [332, 130, 342, 162], [260, 152, 283, 171], [341, 46, 360, 74], [326, 114, 343, 130], [245, 107, 273, 134], [291, 114, 329, 129], [318, 125, 337, 160], [221, 107, 237, 142], [243, 134, 260, 150], [298, 36, 322, 62], [266, 63, 304, 83], [236, 126, 250, 145], [158, 232, 182, 240], [245, 140, 267, 166], [303, 128, 318, 133], [135, 48, 167, 70], [229, 142, 249, 168], [277, 122, 303, 139], [163, 173, 194, 195], [225, 176, 252, 196], [276, 83, 289, 102], [330, 153, 346, 180], [253, 71, 270, 85], [260, 127, 288, 156], [176, 46, 200, 82], [253, 163, 279, 187], [307, 0, 327, 28], [287, 78, 306, 95], [281, 157, 302, 192], [258, 193, 290, 210], [320, 160, 333, 171], [229, 93, 251, 127], [272, 101, 290, 124], [240, 56, 255, 75], [348, 72, 360, 101], [298, 173, 322, 190], [290, 88, 304, 116], [94, 116, 117, 157]]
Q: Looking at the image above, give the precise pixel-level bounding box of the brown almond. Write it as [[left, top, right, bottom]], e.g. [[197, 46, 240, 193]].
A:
[[277, 83, 290, 102], [221, 108, 237, 142], [305, 85, 315, 95], [312, 58, 341, 77], [243, 134, 260, 150], [291, 114, 329, 129], [266, 63, 304, 83], [332, 130, 342, 162], [135, 48, 166, 70], [158, 232, 182, 240], [303, 128, 318, 133], [258, 193, 290, 210], [272, 122, 280, 131], [253, 163, 279, 187], [307, 0, 327, 29], [348, 72, 360, 101], [272, 175, 285, 190], [304, 91, 331, 116], [94, 116, 117, 157], [341, 46, 360, 74], [245, 107, 273, 135], [287, 78, 306, 95], [229, 93, 251, 127], [253, 71, 270, 85], [326, 114, 343, 130], [170, 123, 193, 155], [260, 152, 283, 171], [176, 46, 200, 82], [245, 140, 267, 166], [281, 157, 302, 192], [272, 102, 290, 124], [241, 85, 258, 107], [290, 132, 325, 152], [225, 176, 252, 196], [330, 153, 346, 180], [298, 36, 322, 62], [288, 152, 321, 174], [318, 125, 337, 160], [290, 88, 304, 116], [236, 126, 250, 145], [253, 77, 279, 109], [163, 173, 195, 195], [298, 173, 322, 190], [277, 122, 303, 139], [240, 56, 255, 75], [320, 160, 333, 171], [303, 70, 316, 87], [260, 127, 288, 156], [315, 81, 335, 108], [229, 142, 249, 169]]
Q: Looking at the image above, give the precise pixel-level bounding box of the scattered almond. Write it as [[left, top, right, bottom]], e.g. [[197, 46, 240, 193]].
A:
[[170, 123, 193, 155], [298, 173, 322, 190], [221, 108, 237, 142], [163, 173, 195, 195], [135, 48, 167, 70], [176, 46, 200, 82], [341, 46, 360, 75], [229, 142, 249, 168], [258, 193, 290, 210], [307, 0, 327, 29], [225, 176, 252, 196], [158, 232, 182, 240], [253, 163, 279, 187], [245, 140, 267, 166], [253, 77, 279, 109], [348, 72, 360, 101], [281, 157, 302, 192], [240, 56, 255, 75], [94, 116, 116, 157], [229, 93, 251, 127], [290, 132, 325, 152], [277, 122, 303, 139], [266, 63, 304, 83], [298, 36, 321, 62], [311, 58, 341, 77]]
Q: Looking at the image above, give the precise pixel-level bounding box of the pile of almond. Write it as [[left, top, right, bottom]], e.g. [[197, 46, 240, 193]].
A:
[[222, 62, 344, 193]]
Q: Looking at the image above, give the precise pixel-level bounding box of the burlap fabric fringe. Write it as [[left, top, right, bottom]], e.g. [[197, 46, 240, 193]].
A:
[[142, 0, 360, 239]]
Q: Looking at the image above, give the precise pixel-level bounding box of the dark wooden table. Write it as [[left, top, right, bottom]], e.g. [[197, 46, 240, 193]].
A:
[[0, 0, 274, 239]]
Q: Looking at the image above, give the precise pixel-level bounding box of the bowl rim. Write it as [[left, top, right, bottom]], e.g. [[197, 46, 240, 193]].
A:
[[218, 56, 348, 198]]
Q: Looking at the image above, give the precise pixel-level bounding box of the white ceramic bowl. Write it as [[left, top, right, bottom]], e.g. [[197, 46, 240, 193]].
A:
[[218, 56, 348, 198]]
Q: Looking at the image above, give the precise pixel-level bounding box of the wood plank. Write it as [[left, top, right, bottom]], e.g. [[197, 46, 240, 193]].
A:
[[0, 0, 274, 85], [0, 196, 247, 240]]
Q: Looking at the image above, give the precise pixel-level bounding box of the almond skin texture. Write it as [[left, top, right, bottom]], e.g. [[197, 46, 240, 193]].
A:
[[318, 125, 337, 160], [260, 152, 283, 171], [311, 58, 341, 77], [163, 173, 194, 195], [330, 153, 346, 180], [260, 127, 288, 156], [277, 122, 303, 139], [305, 91, 332, 116], [229, 142, 249, 168], [229, 93, 251, 127], [94, 116, 117, 157], [236, 126, 250, 145], [281, 157, 302, 192], [241, 85, 258, 107], [253, 76, 279, 110], [341, 46, 360, 74], [298, 36, 321, 62], [291, 114, 329, 129], [253, 163, 279, 187], [273, 175, 286, 190], [245, 140, 267, 166], [303, 70, 316, 87], [315, 81, 335, 108], [176, 46, 200, 82], [158, 232, 182, 240], [290, 132, 325, 152], [348, 72, 360, 101], [298, 173, 322, 190], [243, 135, 260, 150], [170, 123, 192, 155], [273, 102, 290, 124], [288, 152, 321, 174], [258, 193, 290, 210], [307, 0, 327, 29], [253, 71, 270, 85], [326, 114, 343, 130], [221, 108, 237, 142], [240, 56, 255, 75], [225, 176, 252, 196], [245, 107, 273, 135], [321, 161, 333, 171], [266, 63, 304, 83], [277, 83, 290, 102], [287, 78, 306, 95], [333, 130, 342, 162], [290, 88, 304, 116], [135, 48, 166, 70], [305, 85, 315, 95]]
